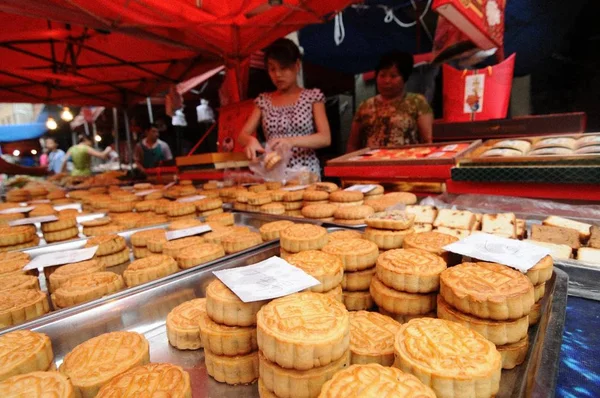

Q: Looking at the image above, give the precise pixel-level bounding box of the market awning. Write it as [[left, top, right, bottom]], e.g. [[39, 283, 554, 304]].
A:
[[0, 12, 222, 106]]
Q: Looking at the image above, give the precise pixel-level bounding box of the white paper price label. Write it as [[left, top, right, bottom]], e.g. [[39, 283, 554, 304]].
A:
[[121, 186, 134, 191], [29, 199, 51, 204], [163, 182, 176, 190], [135, 189, 160, 197], [441, 144, 459, 151], [24, 246, 98, 271], [177, 195, 206, 203], [443, 233, 551, 273], [9, 215, 58, 226], [0, 206, 34, 215], [53, 203, 82, 212], [344, 184, 377, 193], [282, 185, 309, 191], [166, 224, 212, 241], [213, 256, 320, 302], [76, 213, 106, 223]]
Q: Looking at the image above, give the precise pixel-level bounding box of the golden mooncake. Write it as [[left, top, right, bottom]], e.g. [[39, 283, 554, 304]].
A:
[[48, 259, 106, 293], [376, 249, 447, 293], [176, 243, 225, 269], [257, 292, 349, 370], [349, 311, 402, 366], [0, 331, 53, 382], [60, 331, 150, 398], [259, 220, 295, 241], [96, 363, 191, 398], [199, 310, 258, 356], [0, 289, 49, 327], [204, 350, 258, 385], [319, 363, 436, 398], [280, 224, 328, 253], [321, 239, 379, 272], [123, 255, 178, 287], [166, 298, 206, 350], [287, 250, 344, 293], [370, 276, 436, 316], [51, 272, 124, 309], [206, 279, 268, 327], [0, 371, 75, 397], [402, 232, 459, 263]]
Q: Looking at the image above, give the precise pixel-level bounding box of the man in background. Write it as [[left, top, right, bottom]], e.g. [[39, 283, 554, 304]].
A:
[[45, 136, 65, 174], [134, 123, 173, 173]]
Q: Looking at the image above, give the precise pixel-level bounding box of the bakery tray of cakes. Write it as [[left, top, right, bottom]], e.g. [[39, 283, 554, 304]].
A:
[[0, 211, 305, 332], [459, 133, 600, 165], [229, 181, 421, 229], [0, 222, 568, 398], [326, 140, 482, 166]]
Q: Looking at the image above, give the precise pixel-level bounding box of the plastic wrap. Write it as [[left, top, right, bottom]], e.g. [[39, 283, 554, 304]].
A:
[[248, 142, 292, 182], [421, 193, 600, 222]]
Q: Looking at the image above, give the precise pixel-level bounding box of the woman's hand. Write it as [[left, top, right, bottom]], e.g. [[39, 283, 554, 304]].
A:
[[269, 137, 294, 154], [244, 136, 265, 161]]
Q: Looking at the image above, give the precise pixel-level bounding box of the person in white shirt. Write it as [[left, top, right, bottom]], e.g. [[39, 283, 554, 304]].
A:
[[134, 123, 173, 173]]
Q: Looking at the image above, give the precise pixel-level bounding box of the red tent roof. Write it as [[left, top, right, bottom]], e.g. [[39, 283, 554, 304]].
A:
[[0, 0, 356, 106]]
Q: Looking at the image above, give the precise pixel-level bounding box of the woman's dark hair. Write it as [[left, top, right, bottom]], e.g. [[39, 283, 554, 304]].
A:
[[77, 133, 92, 144], [145, 123, 158, 132], [264, 38, 301, 68], [376, 51, 414, 82]]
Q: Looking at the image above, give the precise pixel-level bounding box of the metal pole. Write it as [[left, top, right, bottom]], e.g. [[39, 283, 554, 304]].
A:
[[83, 121, 90, 136], [123, 110, 133, 171], [92, 122, 99, 150], [112, 107, 120, 170], [146, 97, 154, 123]]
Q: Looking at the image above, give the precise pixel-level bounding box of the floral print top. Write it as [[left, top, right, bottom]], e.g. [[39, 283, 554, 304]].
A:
[[353, 93, 432, 148]]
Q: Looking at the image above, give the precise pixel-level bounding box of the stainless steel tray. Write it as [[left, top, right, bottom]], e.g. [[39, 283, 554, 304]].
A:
[[2, 243, 568, 398], [8, 212, 287, 330], [231, 210, 367, 229]]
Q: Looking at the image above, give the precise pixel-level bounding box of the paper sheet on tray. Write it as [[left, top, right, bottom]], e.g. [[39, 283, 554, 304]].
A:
[[443, 232, 551, 272], [24, 246, 98, 271], [213, 256, 320, 302]]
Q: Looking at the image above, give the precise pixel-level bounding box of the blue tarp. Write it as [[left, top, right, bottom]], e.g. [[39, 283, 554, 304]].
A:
[[0, 122, 46, 143], [300, 0, 587, 76]]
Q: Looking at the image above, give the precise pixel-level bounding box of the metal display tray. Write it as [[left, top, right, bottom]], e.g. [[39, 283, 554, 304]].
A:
[[9, 212, 285, 327], [2, 242, 568, 398]]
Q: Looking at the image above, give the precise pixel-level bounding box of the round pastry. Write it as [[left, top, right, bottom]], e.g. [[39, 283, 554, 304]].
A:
[[328, 230, 363, 241], [96, 363, 190, 397], [302, 204, 338, 219], [333, 205, 374, 221], [130, 228, 165, 247], [82, 224, 125, 237], [348, 311, 402, 366], [303, 190, 329, 202], [0, 252, 28, 276], [176, 243, 225, 269], [321, 285, 343, 303], [335, 200, 364, 207], [436, 295, 528, 345], [259, 220, 295, 241], [364, 184, 384, 196], [282, 191, 304, 202], [259, 350, 350, 398], [221, 232, 262, 254], [0, 273, 39, 292], [168, 218, 205, 231], [287, 250, 344, 293], [0, 331, 53, 382], [95, 247, 130, 267], [376, 249, 447, 293], [134, 200, 158, 212], [146, 233, 168, 254], [265, 152, 283, 170], [132, 246, 152, 259], [123, 255, 178, 287], [0, 235, 40, 253], [307, 182, 339, 193], [534, 282, 545, 303], [248, 192, 273, 206], [249, 184, 268, 193], [107, 201, 135, 213], [135, 215, 168, 228], [259, 203, 285, 215], [332, 218, 367, 226], [206, 279, 268, 327], [256, 292, 349, 370], [60, 331, 150, 397], [497, 337, 529, 370], [329, 191, 364, 203], [364, 227, 415, 250], [0, 289, 49, 327], [370, 276, 436, 316], [321, 239, 378, 271], [282, 201, 303, 211], [395, 318, 501, 398], [204, 350, 259, 385], [342, 267, 376, 292], [49, 259, 106, 293], [199, 310, 257, 356], [529, 302, 542, 326], [284, 210, 303, 218], [365, 210, 416, 230], [269, 190, 286, 202], [41, 216, 77, 233], [526, 255, 553, 286], [196, 197, 223, 212], [440, 262, 535, 320], [0, 371, 75, 397], [0, 226, 36, 247], [319, 363, 436, 398], [84, 234, 126, 256], [342, 290, 374, 311], [51, 272, 124, 309], [162, 236, 205, 258], [44, 227, 80, 243], [403, 231, 459, 262], [280, 224, 328, 253], [166, 298, 206, 350]]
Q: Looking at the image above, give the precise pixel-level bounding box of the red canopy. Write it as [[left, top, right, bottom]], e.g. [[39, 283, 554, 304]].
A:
[[1, 1, 355, 103], [0, 12, 222, 106]]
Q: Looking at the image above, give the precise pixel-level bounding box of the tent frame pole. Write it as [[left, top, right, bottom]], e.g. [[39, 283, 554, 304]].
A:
[[146, 97, 154, 123], [112, 107, 120, 170], [123, 110, 133, 171]]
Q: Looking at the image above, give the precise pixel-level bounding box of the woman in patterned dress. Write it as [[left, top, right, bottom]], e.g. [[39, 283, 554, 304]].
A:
[[347, 51, 433, 153], [238, 38, 331, 175]]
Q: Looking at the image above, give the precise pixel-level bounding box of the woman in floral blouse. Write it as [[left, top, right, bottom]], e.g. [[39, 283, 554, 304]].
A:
[[347, 51, 433, 152]]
